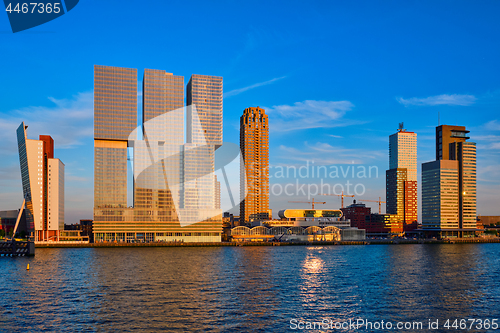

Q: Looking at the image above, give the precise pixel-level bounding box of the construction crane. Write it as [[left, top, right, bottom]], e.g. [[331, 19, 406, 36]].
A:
[[319, 191, 354, 208], [288, 198, 326, 210], [359, 197, 386, 214]]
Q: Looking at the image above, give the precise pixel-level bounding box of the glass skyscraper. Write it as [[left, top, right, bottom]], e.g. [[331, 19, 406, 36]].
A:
[[386, 125, 418, 231], [93, 66, 222, 242], [134, 69, 184, 224], [421, 125, 477, 238], [186, 74, 223, 147], [17, 122, 64, 242], [93, 65, 136, 210]]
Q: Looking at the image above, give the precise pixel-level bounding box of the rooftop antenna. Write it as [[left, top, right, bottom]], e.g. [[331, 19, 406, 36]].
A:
[[438, 111, 440, 126], [398, 122, 405, 132]]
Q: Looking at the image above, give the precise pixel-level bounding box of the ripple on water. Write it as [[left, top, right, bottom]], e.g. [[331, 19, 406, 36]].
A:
[[1, 244, 500, 332]]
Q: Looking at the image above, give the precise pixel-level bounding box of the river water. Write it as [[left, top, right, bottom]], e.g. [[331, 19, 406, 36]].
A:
[[1, 244, 500, 332]]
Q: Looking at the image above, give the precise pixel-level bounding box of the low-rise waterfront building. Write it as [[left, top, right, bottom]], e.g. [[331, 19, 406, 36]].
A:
[[477, 216, 500, 227], [341, 202, 404, 236], [230, 208, 366, 242], [0, 210, 27, 236]]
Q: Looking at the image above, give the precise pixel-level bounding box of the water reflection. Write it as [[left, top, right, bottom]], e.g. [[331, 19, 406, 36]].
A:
[[1, 244, 499, 332], [300, 248, 326, 308]]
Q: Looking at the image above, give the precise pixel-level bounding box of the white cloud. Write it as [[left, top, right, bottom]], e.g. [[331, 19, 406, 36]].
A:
[[224, 76, 286, 98], [264, 100, 363, 132], [484, 120, 500, 131], [0, 92, 93, 154], [397, 94, 477, 107], [474, 134, 500, 150], [328, 134, 343, 139], [474, 135, 500, 141]]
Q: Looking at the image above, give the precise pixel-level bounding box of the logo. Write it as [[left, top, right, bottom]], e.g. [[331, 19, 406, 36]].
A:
[[3, 0, 79, 33], [129, 105, 245, 228]]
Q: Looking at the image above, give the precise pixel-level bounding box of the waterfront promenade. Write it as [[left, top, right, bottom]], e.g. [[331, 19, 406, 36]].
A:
[[34, 237, 500, 248]]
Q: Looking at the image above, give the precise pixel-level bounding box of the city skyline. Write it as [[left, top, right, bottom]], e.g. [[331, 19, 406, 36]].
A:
[[1, 1, 499, 222]]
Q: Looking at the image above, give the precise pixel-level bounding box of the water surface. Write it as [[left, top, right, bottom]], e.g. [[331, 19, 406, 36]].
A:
[[1, 244, 499, 332]]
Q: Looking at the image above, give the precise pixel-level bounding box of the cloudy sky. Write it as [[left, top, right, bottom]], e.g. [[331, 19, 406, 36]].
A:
[[1, 0, 499, 221]]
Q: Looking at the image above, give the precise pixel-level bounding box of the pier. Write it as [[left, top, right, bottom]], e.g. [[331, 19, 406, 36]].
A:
[[0, 240, 35, 256], [33, 237, 500, 248]]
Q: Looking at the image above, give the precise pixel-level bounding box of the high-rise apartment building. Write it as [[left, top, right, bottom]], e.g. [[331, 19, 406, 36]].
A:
[[422, 125, 476, 238], [17, 122, 64, 242], [240, 107, 270, 223], [93, 66, 222, 243], [386, 125, 417, 231]]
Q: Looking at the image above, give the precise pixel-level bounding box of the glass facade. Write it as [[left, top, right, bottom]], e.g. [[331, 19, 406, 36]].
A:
[[17, 122, 64, 241], [386, 168, 407, 217], [93, 65, 136, 212], [389, 131, 417, 181], [451, 141, 477, 229], [93, 66, 222, 242], [186, 74, 223, 147], [387, 129, 418, 230], [134, 69, 184, 224], [94, 143, 128, 208], [423, 125, 476, 237], [94, 65, 137, 141], [16, 122, 35, 232], [422, 160, 459, 229]]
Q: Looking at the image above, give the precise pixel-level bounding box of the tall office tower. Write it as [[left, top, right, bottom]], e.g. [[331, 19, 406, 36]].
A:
[[182, 73, 222, 237], [93, 66, 222, 243], [450, 141, 477, 230], [437, 125, 477, 231], [17, 122, 64, 242], [186, 74, 223, 147], [422, 125, 476, 238], [422, 160, 459, 231], [93, 65, 136, 211], [386, 124, 417, 232], [240, 107, 270, 224], [436, 125, 469, 161], [134, 69, 184, 224]]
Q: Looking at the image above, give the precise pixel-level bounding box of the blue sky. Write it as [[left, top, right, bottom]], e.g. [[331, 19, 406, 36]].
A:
[[1, 0, 499, 222]]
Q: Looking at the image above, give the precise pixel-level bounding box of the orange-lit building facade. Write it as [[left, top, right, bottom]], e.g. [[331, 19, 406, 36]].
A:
[[342, 202, 403, 235], [386, 126, 418, 232], [186, 74, 223, 148], [93, 66, 222, 243], [422, 125, 477, 238], [17, 123, 64, 242], [240, 107, 270, 223]]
